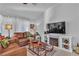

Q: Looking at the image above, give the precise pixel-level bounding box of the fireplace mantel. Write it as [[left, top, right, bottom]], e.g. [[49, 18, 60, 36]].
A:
[[47, 33, 73, 52]]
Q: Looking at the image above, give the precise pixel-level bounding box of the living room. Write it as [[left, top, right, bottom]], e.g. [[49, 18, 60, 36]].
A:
[[0, 3, 79, 56]]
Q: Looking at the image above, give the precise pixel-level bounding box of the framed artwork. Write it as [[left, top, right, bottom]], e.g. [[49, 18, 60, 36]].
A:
[[30, 24, 35, 29]]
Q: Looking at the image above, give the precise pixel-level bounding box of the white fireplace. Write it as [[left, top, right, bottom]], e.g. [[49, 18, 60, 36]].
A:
[[47, 34, 60, 47], [49, 37, 59, 47], [47, 34, 73, 52]]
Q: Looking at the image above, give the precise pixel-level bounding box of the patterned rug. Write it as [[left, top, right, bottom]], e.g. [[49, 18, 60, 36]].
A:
[[28, 48, 57, 56]]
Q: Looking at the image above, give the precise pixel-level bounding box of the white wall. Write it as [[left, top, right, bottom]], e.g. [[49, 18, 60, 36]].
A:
[[47, 4, 79, 47], [36, 19, 44, 41]]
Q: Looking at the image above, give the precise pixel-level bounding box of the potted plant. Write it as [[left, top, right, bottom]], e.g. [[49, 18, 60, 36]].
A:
[[0, 35, 9, 48]]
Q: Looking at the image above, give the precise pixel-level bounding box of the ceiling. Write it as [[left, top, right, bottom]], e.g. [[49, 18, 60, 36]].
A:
[[0, 3, 56, 21]]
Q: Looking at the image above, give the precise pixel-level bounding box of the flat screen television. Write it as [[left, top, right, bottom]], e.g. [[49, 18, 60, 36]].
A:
[[47, 21, 66, 34]]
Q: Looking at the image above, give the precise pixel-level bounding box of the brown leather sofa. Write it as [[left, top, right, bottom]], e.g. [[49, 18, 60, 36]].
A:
[[12, 32, 30, 47]]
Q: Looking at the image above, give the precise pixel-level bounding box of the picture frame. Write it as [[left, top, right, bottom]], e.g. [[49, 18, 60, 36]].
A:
[[30, 24, 35, 29]]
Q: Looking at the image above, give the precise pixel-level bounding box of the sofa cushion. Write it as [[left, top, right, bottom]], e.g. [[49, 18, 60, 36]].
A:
[[14, 32, 24, 39], [18, 34, 23, 39]]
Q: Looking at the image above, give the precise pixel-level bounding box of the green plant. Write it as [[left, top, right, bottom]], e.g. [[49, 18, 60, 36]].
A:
[[0, 35, 9, 48], [1, 39, 9, 48], [0, 42, 1, 46]]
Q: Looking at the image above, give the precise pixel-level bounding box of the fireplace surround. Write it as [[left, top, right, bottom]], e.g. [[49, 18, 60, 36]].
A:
[[49, 37, 58, 47], [47, 34, 72, 52]]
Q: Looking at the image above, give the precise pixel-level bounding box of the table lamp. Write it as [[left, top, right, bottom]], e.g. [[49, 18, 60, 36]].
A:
[[5, 24, 12, 39]]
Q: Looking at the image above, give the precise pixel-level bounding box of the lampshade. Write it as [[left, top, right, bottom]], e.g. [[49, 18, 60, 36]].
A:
[[5, 24, 12, 30]]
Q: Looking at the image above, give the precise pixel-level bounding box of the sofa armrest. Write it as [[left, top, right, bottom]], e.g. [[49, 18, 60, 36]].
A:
[[0, 47, 27, 56]]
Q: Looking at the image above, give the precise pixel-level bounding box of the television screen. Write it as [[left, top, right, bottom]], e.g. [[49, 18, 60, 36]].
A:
[[47, 21, 66, 34]]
